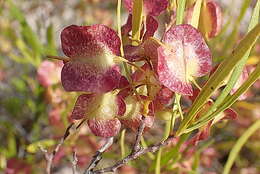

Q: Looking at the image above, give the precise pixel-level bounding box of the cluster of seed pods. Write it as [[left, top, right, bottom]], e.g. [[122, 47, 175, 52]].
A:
[[46, 0, 243, 138]]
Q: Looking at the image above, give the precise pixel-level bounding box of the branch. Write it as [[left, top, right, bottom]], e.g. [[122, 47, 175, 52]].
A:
[[40, 119, 86, 174], [88, 117, 174, 174], [84, 137, 114, 174], [92, 135, 175, 174], [39, 137, 65, 174], [72, 151, 78, 174], [132, 115, 146, 153]]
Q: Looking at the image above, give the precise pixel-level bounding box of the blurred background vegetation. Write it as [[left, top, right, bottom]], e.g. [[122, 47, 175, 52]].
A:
[[0, 0, 259, 174]]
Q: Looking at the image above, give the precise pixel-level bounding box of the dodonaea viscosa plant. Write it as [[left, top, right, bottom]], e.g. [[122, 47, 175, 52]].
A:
[[45, 0, 260, 173]]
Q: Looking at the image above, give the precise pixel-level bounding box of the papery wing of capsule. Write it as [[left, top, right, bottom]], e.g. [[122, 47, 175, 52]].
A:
[[119, 95, 154, 131], [142, 15, 159, 40], [187, 121, 212, 146], [88, 118, 121, 138], [222, 108, 238, 120], [230, 67, 249, 100], [116, 76, 132, 99], [61, 24, 120, 57], [153, 86, 174, 112], [70, 92, 124, 137], [124, 45, 143, 62], [117, 76, 130, 89], [71, 92, 122, 120], [200, 1, 222, 38], [37, 60, 62, 87], [120, 115, 154, 131], [70, 94, 96, 120], [122, 16, 159, 61], [185, 1, 222, 39], [123, 0, 168, 16], [141, 38, 161, 70], [60, 24, 122, 93], [131, 63, 161, 97], [205, 1, 222, 38], [158, 24, 212, 95], [62, 62, 122, 93], [131, 63, 152, 82], [121, 14, 133, 36]]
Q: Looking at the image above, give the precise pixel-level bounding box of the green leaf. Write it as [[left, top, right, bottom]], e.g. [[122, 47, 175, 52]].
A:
[[155, 149, 162, 174], [7, 0, 43, 65], [177, 24, 260, 136], [214, 62, 260, 118], [27, 139, 56, 153], [3, 97, 23, 118], [11, 77, 26, 89], [155, 120, 173, 174], [221, 0, 252, 56], [237, 0, 252, 24], [15, 39, 36, 65], [120, 129, 126, 158], [191, 152, 200, 172], [247, 0, 260, 31], [185, 62, 260, 133], [45, 24, 57, 55], [132, 0, 143, 45], [190, 0, 202, 28], [7, 132, 17, 157], [176, 0, 187, 25], [222, 120, 260, 174], [195, 0, 260, 124]]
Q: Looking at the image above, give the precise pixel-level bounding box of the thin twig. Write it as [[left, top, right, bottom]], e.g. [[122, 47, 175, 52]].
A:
[[132, 115, 146, 153], [72, 151, 78, 174], [39, 121, 85, 174], [84, 137, 114, 174], [87, 117, 175, 174], [39, 146, 52, 174], [83, 117, 145, 174], [39, 138, 65, 174], [92, 135, 175, 174]]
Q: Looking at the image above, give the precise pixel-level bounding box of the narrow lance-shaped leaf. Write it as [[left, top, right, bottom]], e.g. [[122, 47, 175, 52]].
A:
[[190, 0, 202, 28], [132, 0, 143, 45], [184, 62, 260, 133], [195, 0, 260, 123], [211, 63, 260, 122], [46, 24, 57, 55], [7, 0, 43, 61], [177, 24, 260, 136], [176, 0, 187, 25], [223, 120, 260, 174], [222, 0, 251, 55]]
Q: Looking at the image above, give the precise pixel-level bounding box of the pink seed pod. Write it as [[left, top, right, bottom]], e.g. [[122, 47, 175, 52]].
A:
[[70, 92, 124, 137], [185, 0, 222, 39], [37, 60, 62, 87], [119, 95, 154, 132], [157, 24, 212, 95], [60, 24, 122, 93]]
